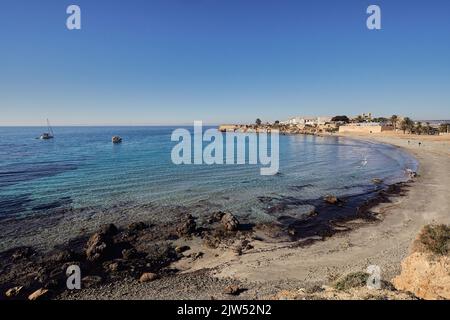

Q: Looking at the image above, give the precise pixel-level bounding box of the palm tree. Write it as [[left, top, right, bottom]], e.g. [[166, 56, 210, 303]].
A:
[[390, 115, 398, 130], [354, 115, 364, 123], [439, 123, 450, 134], [423, 122, 431, 135], [255, 118, 262, 126], [415, 122, 423, 135], [401, 117, 414, 134]]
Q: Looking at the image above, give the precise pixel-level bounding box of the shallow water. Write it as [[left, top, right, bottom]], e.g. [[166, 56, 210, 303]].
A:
[[0, 126, 418, 222]]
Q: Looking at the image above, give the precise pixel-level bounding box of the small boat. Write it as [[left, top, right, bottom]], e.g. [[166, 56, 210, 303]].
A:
[[39, 119, 54, 140], [112, 136, 122, 144]]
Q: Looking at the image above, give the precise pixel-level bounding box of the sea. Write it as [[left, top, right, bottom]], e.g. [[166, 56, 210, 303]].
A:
[[0, 126, 418, 223]]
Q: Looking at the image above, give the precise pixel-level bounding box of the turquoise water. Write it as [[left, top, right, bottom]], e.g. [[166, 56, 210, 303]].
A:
[[0, 126, 417, 222]]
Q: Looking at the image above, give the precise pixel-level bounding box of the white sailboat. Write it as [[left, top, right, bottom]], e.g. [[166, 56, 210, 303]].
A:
[[39, 119, 54, 140]]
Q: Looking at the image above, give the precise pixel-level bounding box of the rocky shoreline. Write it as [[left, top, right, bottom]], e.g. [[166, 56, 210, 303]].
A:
[[0, 176, 415, 300]]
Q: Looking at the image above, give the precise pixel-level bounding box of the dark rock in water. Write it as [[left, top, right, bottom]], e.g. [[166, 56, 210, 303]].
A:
[[176, 214, 197, 236], [323, 195, 340, 205], [372, 178, 383, 185], [85, 224, 118, 263], [221, 212, 239, 231]]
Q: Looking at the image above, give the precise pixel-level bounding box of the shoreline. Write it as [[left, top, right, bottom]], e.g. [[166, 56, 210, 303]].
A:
[[1, 132, 448, 300]]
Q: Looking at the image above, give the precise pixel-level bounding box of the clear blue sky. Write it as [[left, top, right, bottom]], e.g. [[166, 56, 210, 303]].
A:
[[1, 0, 449, 125]]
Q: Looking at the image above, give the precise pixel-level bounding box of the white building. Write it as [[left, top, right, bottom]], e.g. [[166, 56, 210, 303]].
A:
[[282, 116, 332, 126]]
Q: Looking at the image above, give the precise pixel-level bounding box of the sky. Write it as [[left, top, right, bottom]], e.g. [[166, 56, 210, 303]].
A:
[[0, 0, 449, 125]]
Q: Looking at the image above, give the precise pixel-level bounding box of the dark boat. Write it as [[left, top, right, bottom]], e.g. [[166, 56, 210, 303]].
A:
[[39, 119, 54, 140], [112, 136, 122, 144]]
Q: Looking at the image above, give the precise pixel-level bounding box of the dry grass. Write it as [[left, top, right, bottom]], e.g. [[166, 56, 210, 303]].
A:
[[417, 224, 450, 256], [333, 272, 369, 291]]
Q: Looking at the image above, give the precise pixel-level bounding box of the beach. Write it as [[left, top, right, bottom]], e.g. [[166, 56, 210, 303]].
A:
[[1, 131, 448, 300], [59, 133, 449, 299]]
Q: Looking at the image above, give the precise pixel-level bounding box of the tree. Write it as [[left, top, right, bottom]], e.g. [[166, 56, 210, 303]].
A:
[[274, 120, 280, 124], [255, 118, 262, 126], [400, 117, 414, 134], [373, 117, 388, 123], [331, 116, 350, 123], [439, 123, 450, 133], [354, 115, 365, 123], [415, 122, 423, 135], [390, 115, 398, 130]]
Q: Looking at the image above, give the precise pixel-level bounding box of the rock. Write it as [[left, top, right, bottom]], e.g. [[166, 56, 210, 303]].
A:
[[139, 272, 158, 283], [393, 252, 450, 300], [406, 169, 417, 179], [393, 225, 450, 300], [122, 248, 138, 260], [144, 244, 178, 271], [233, 240, 252, 255], [11, 247, 34, 261], [192, 252, 204, 260], [5, 286, 23, 298], [208, 211, 226, 223], [224, 285, 244, 296], [99, 223, 119, 236], [175, 245, 190, 254], [221, 212, 239, 231], [372, 178, 383, 184], [127, 222, 148, 233], [176, 214, 197, 236], [85, 224, 118, 262], [28, 288, 49, 301], [47, 249, 74, 263], [324, 195, 340, 205], [82, 275, 103, 288]]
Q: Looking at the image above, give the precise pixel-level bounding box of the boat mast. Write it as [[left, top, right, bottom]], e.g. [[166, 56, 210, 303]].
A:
[[47, 119, 54, 137]]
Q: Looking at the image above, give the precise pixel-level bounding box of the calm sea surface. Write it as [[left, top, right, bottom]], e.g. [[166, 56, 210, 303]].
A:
[[0, 126, 417, 222]]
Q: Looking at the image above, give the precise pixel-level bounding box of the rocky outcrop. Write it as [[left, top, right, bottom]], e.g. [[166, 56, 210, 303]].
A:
[[393, 225, 450, 300], [323, 195, 340, 205], [85, 224, 118, 262], [393, 252, 450, 300], [221, 212, 239, 231], [176, 214, 197, 237]]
